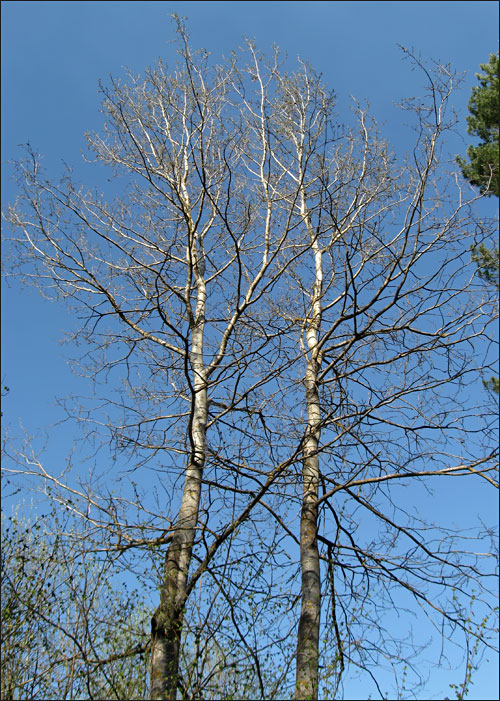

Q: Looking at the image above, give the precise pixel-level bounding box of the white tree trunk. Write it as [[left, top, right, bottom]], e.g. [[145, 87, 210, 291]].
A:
[[151, 231, 208, 700], [296, 209, 323, 700]]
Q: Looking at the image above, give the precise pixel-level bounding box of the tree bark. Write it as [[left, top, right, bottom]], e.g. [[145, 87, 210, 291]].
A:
[[296, 210, 322, 700], [150, 229, 208, 700], [296, 358, 321, 700], [150, 448, 205, 700]]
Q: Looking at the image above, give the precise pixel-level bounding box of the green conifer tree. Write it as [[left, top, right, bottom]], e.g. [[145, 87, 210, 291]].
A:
[[458, 53, 499, 395], [458, 52, 499, 197]]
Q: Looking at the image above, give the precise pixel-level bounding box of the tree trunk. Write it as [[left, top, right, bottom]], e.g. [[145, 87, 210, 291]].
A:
[[296, 213, 322, 700], [150, 230, 208, 700], [149, 453, 205, 699], [296, 358, 321, 700]]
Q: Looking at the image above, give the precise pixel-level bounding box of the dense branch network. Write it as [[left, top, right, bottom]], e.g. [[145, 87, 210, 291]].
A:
[[3, 22, 498, 701]]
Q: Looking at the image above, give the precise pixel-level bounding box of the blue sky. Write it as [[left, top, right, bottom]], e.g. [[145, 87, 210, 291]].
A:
[[1, 2, 499, 699]]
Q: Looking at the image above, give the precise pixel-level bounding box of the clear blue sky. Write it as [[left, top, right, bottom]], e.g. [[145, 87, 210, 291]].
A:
[[1, 2, 498, 699]]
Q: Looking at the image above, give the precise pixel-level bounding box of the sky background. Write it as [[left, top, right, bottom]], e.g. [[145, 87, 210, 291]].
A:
[[1, 2, 499, 699]]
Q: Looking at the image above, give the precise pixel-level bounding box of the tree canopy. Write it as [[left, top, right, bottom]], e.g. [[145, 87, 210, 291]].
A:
[[457, 52, 499, 197], [2, 23, 499, 701], [457, 51, 499, 396]]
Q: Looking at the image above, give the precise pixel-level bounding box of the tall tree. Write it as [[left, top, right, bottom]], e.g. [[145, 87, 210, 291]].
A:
[[458, 51, 499, 395], [457, 52, 499, 197], [4, 22, 318, 699], [3, 24, 498, 700], [269, 49, 499, 699]]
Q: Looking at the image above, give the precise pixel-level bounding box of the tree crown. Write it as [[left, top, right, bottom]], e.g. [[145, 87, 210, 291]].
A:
[[458, 51, 499, 196]]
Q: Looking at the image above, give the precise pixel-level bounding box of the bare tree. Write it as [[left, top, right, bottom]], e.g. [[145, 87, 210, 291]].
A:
[[260, 50, 499, 699], [3, 22, 498, 701], [4, 21, 313, 699]]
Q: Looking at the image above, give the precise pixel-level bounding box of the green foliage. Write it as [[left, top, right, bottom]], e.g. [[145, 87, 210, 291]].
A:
[[459, 54, 500, 397], [457, 52, 499, 197], [470, 242, 499, 398], [471, 242, 500, 286], [483, 375, 499, 395], [468, 215, 499, 402], [447, 599, 499, 701], [1, 506, 292, 700], [1, 509, 150, 700]]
